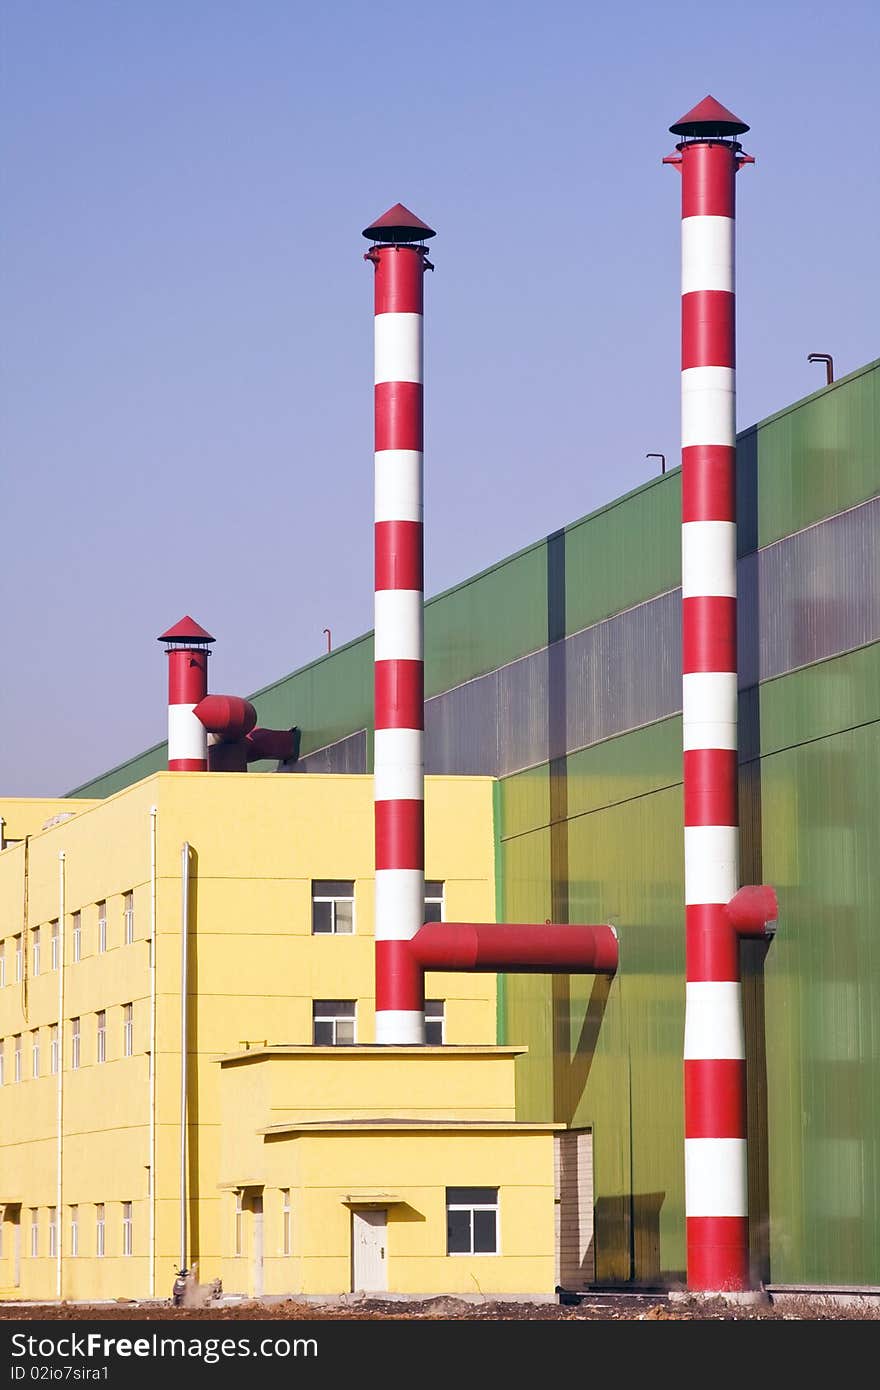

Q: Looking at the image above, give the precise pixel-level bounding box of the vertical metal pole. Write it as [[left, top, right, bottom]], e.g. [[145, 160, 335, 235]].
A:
[[56, 851, 65, 1300], [179, 842, 190, 1272], [149, 806, 158, 1297]]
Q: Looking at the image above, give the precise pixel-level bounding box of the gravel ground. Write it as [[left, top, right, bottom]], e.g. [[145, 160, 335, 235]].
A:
[[1, 1292, 877, 1321]]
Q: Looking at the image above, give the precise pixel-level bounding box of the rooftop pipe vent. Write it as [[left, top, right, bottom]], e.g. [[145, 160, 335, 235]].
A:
[[362, 202, 436, 243], [669, 95, 750, 139]]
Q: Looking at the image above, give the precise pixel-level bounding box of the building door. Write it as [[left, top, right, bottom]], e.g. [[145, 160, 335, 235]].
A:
[[250, 1193, 264, 1298], [351, 1209, 387, 1292], [1, 1206, 21, 1288], [555, 1129, 594, 1289]]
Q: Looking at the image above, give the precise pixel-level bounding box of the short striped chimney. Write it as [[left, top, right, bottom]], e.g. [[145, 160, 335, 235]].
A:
[[666, 96, 759, 1291], [158, 616, 215, 771], [363, 204, 435, 1045]]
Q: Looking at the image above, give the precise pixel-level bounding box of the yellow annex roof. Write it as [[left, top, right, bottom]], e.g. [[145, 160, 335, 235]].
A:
[[259, 1118, 565, 1136], [219, 1044, 528, 1066]]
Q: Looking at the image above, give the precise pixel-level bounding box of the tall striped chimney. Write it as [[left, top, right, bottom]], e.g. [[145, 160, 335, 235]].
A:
[[666, 96, 759, 1292], [363, 204, 435, 1045], [158, 616, 215, 771]]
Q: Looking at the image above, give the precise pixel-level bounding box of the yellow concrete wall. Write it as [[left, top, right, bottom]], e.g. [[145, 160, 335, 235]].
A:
[[218, 1048, 522, 1192], [0, 771, 497, 1301], [0, 799, 98, 847], [221, 1130, 556, 1298]]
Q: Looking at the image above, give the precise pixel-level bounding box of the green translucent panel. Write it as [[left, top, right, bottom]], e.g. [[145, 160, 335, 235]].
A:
[[564, 475, 681, 634], [741, 358, 879, 553]]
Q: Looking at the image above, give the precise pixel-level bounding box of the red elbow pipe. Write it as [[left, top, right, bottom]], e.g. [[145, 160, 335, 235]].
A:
[[410, 922, 618, 975], [194, 695, 257, 742], [725, 884, 778, 938]]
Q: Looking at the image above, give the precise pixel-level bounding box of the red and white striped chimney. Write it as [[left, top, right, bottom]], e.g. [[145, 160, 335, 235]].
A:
[[363, 204, 435, 1045], [666, 97, 757, 1291], [157, 616, 215, 771]]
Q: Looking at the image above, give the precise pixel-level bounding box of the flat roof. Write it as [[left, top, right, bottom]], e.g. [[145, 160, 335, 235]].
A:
[[259, 1118, 564, 1136], [219, 1044, 528, 1066]]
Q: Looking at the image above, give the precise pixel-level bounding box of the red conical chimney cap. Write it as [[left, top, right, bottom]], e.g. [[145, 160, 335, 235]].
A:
[[157, 615, 215, 644], [362, 202, 436, 242], [670, 95, 749, 138]]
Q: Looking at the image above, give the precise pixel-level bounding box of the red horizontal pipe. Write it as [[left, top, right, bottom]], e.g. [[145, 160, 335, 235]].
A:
[[245, 727, 298, 762], [410, 922, 618, 975], [194, 695, 257, 741]]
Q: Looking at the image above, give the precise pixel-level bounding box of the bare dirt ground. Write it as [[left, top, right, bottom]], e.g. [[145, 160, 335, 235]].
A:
[[1, 1292, 877, 1321]]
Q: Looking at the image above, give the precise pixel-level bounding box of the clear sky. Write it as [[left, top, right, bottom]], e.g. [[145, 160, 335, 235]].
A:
[[2, 0, 878, 795]]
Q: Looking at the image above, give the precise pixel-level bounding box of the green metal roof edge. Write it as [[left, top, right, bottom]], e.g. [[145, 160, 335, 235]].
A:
[[737, 355, 879, 436], [66, 739, 167, 798]]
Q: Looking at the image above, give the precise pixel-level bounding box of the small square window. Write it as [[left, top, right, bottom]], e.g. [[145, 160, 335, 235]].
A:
[[446, 1187, 499, 1256], [312, 1000, 356, 1045], [281, 1189, 291, 1257], [424, 881, 445, 924], [425, 1000, 445, 1045], [311, 882, 355, 935]]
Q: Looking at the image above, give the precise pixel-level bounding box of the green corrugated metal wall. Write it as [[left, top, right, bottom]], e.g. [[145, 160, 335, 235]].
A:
[[67, 360, 880, 1287]]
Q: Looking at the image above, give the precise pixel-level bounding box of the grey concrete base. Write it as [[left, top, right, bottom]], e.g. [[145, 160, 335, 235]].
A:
[[248, 1291, 557, 1307], [669, 1288, 770, 1308]]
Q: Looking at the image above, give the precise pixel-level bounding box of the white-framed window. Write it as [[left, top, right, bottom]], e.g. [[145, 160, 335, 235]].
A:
[[72, 912, 81, 963], [311, 880, 355, 935], [70, 1205, 79, 1257], [0, 1042, 5, 1086], [71, 1018, 81, 1071], [13, 1035, 22, 1084], [97, 902, 107, 954], [48, 1207, 58, 1258], [312, 1000, 356, 1046], [123, 892, 134, 945], [96, 1011, 106, 1064], [14, 936, 22, 983], [122, 1202, 132, 1256], [31, 927, 41, 976], [123, 1003, 133, 1057], [50, 1024, 59, 1075], [446, 1187, 499, 1255], [29, 1210, 38, 1259], [0, 944, 5, 987], [50, 919, 59, 970], [96, 1204, 105, 1258], [425, 1000, 445, 1045], [281, 1189, 291, 1256], [234, 1192, 243, 1257], [424, 880, 445, 924], [31, 1029, 39, 1078]]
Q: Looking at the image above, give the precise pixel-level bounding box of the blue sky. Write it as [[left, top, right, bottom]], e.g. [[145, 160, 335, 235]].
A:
[[2, 0, 878, 794]]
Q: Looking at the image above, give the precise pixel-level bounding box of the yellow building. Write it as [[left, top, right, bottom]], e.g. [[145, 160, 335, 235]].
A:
[[0, 771, 568, 1302]]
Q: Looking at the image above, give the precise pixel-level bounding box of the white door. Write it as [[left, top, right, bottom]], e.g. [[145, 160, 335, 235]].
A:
[[251, 1194, 264, 1298], [352, 1209, 387, 1292]]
